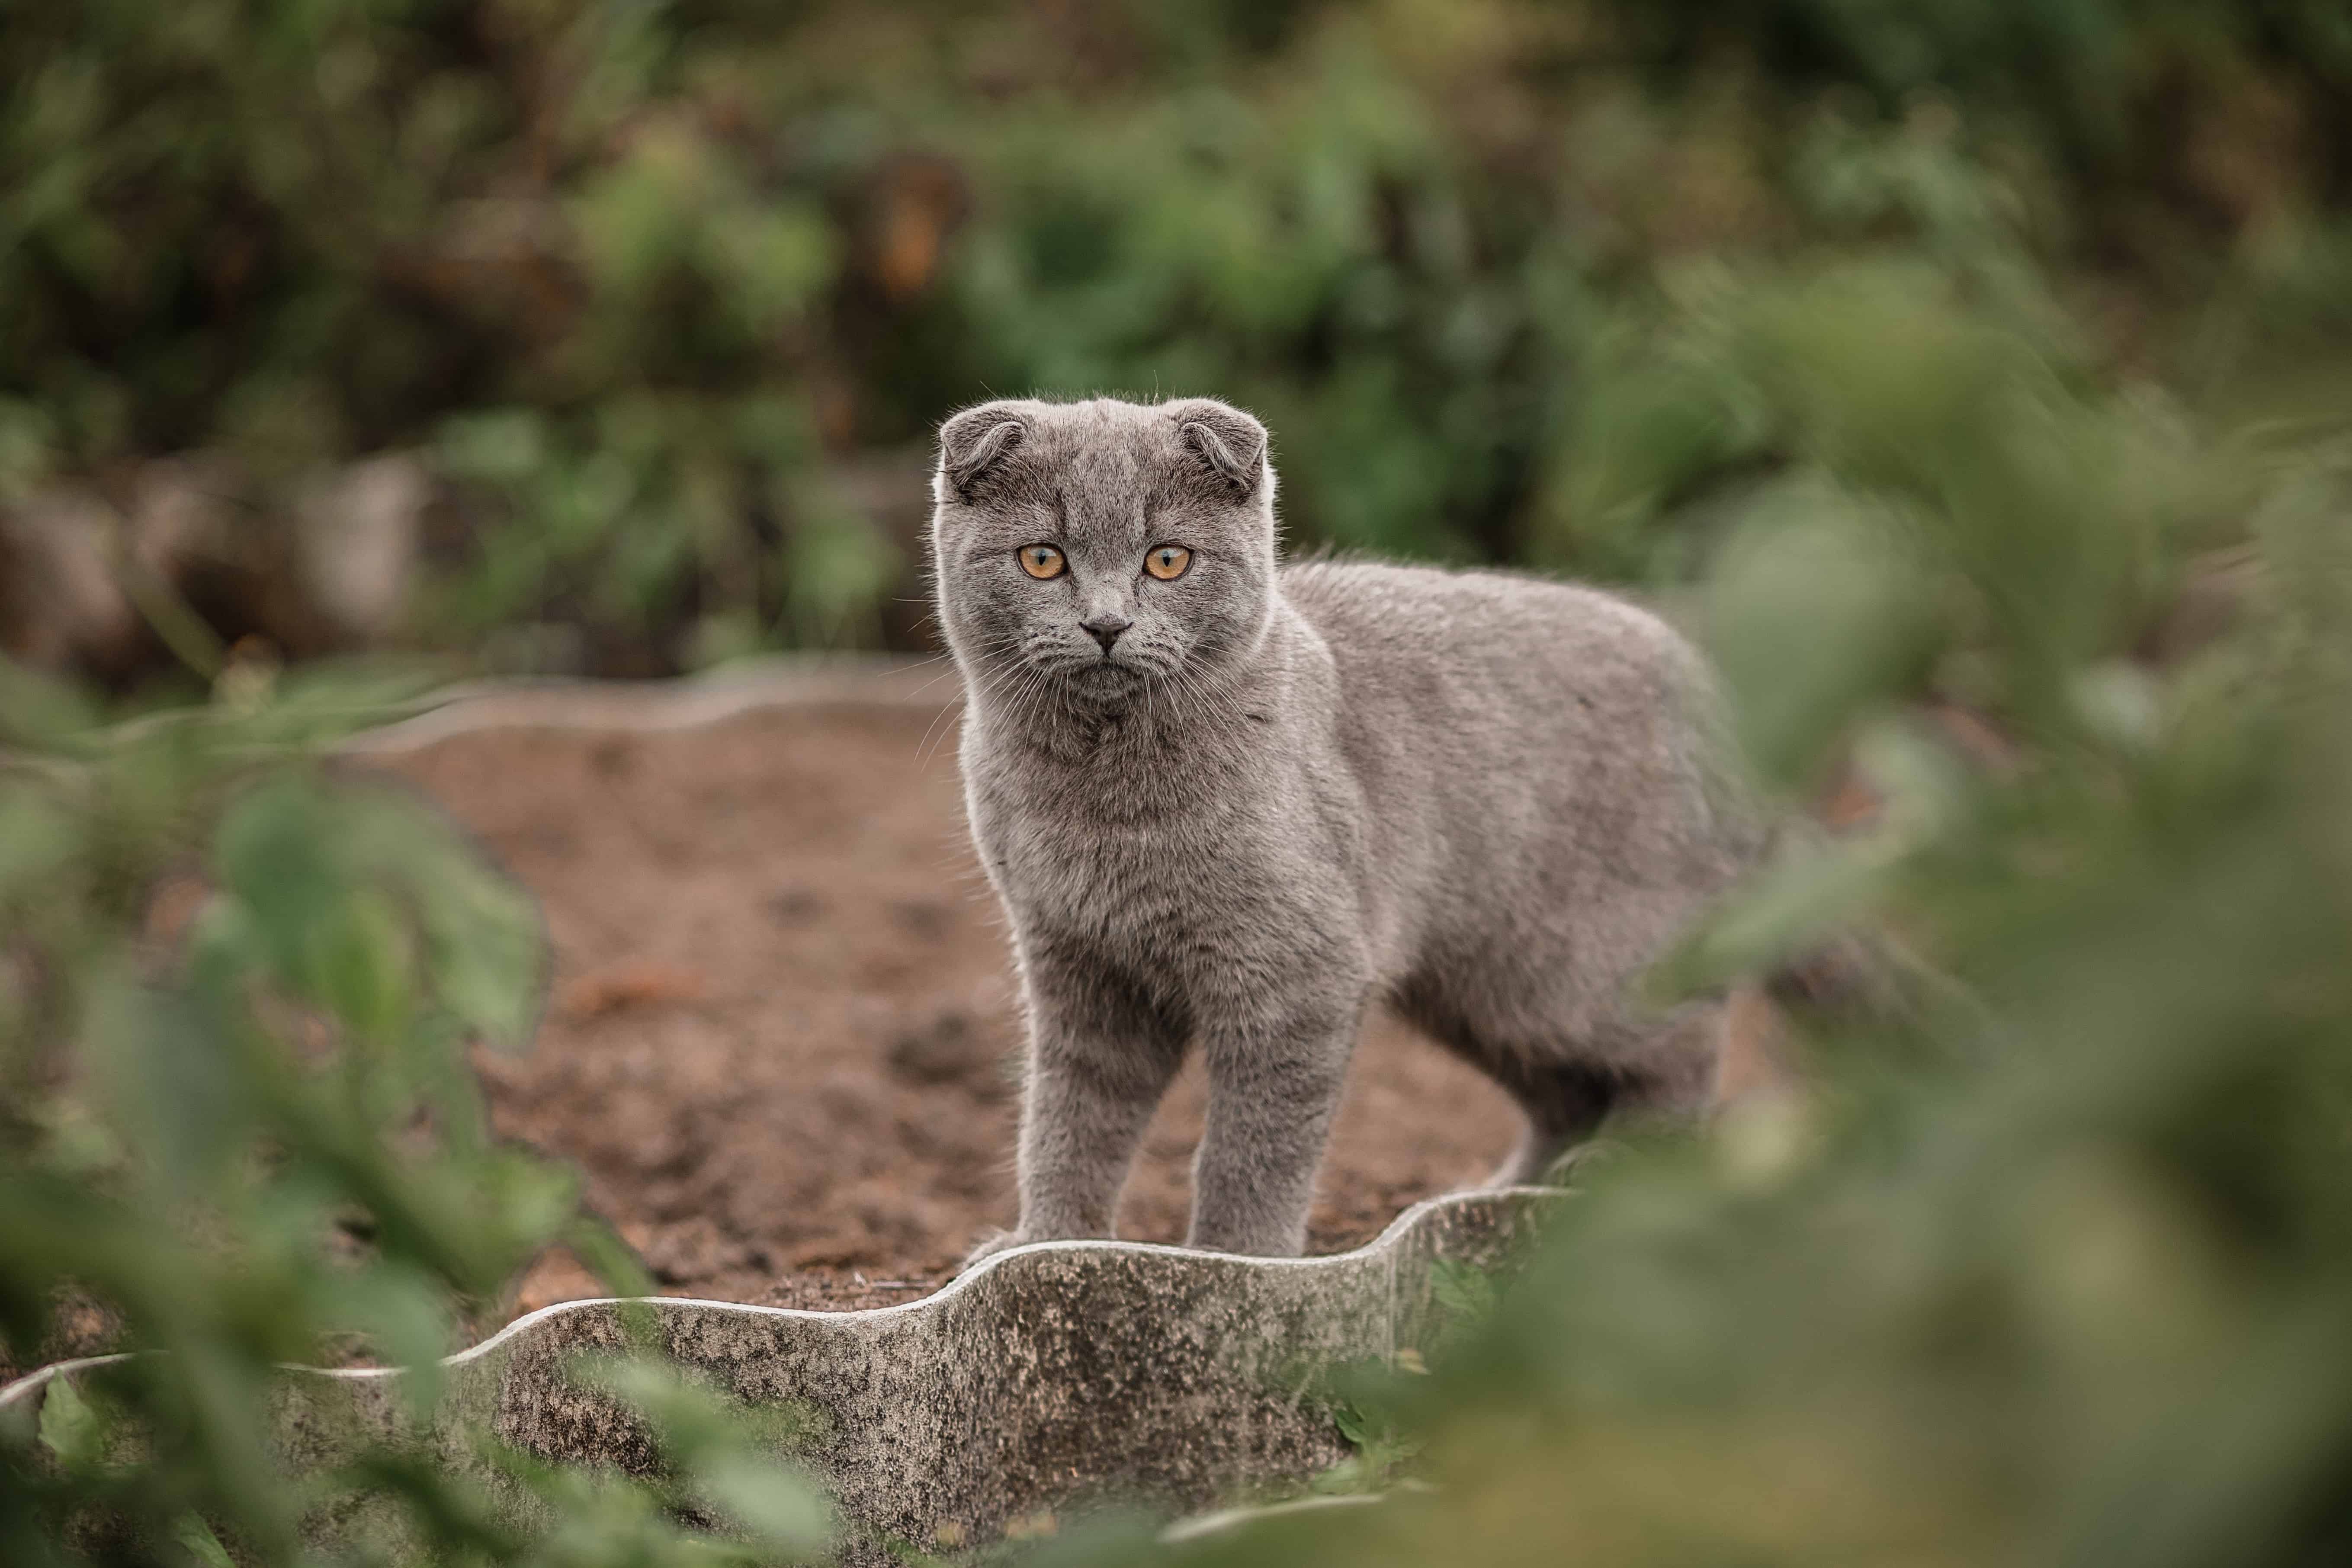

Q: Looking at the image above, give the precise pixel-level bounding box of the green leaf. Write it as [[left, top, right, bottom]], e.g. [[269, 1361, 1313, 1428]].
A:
[[326, 1261, 453, 1417], [213, 776, 351, 992], [1661, 830, 1902, 995], [37, 1376, 104, 1471], [173, 1515, 236, 1568], [408, 846, 545, 1055], [0, 792, 80, 894], [433, 409, 549, 486], [692, 1450, 834, 1554], [1430, 1258, 1498, 1325], [310, 885, 417, 1045], [1702, 476, 1939, 791], [87, 967, 248, 1191], [0, 657, 100, 746]]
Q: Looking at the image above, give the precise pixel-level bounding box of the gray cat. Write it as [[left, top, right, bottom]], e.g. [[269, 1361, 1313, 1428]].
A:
[[931, 395, 1761, 1261]]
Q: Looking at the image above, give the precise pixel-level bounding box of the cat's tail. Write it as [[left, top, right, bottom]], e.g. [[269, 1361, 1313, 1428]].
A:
[[1716, 931, 1936, 1105], [1761, 925, 1954, 1026]]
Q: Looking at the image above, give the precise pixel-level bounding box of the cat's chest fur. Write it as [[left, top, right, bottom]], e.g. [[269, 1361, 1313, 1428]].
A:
[[960, 706, 1367, 982]]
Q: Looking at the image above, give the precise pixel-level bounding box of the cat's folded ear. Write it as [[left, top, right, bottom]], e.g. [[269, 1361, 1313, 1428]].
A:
[[937, 402, 1028, 499], [1168, 400, 1268, 498]]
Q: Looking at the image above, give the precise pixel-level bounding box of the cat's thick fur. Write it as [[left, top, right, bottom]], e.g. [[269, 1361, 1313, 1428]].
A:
[[932, 395, 1760, 1260]]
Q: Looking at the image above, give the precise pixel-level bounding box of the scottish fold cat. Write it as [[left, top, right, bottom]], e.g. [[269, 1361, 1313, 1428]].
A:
[[931, 396, 1758, 1260]]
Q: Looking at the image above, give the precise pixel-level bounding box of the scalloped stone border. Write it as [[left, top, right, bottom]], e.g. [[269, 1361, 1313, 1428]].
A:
[[3, 1190, 1556, 1559]]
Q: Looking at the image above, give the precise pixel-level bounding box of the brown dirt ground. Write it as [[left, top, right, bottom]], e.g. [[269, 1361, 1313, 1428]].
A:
[[366, 697, 1531, 1318]]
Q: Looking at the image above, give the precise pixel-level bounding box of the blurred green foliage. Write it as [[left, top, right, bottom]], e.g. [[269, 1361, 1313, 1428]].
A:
[[6, 0, 2346, 670], [6, 2, 2352, 1565], [0, 667, 831, 1563]]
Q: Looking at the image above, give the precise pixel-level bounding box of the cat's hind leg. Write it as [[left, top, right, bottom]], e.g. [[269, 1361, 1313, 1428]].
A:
[[1479, 1002, 1726, 1185], [1479, 1058, 1620, 1186], [1397, 976, 1726, 1188]]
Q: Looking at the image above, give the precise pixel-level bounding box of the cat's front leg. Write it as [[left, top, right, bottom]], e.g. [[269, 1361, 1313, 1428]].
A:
[[1187, 997, 1364, 1257], [971, 953, 1187, 1267]]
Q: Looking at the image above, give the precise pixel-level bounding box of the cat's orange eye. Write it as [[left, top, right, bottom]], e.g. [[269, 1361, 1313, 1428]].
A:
[[1018, 544, 1066, 580], [1144, 545, 1192, 581]]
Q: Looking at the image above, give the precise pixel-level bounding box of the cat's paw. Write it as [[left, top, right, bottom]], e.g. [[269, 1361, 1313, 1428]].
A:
[[960, 1228, 1030, 1272]]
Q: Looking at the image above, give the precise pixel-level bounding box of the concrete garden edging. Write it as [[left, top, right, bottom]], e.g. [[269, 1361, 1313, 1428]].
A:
[[2, 1189, 1557, 1560]]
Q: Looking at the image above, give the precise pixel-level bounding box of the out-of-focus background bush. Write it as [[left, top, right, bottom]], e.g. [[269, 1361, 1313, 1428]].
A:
[[6, 1, 2352, 1563], [7, 0, 2347, 685]]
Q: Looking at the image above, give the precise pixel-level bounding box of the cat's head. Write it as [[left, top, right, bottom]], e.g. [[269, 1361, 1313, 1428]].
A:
[[929, 397, 1278, 705]]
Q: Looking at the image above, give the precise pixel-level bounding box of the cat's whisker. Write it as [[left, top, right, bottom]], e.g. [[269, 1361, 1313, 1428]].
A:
[[951, 654, 1051, 760], [923, 646, 1037, 767], [908, 657, 970, 704], [914, 697, 963, 769]]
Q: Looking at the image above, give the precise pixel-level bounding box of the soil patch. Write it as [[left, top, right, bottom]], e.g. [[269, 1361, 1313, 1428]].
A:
[[368, 695, 1526, 1316]]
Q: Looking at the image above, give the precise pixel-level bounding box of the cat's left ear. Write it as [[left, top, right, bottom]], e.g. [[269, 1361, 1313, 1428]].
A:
[[1168, 400, 1268, 499]]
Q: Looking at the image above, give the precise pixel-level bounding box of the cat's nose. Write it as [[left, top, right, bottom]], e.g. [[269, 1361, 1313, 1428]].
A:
[[1081, 613, 1133, 653]]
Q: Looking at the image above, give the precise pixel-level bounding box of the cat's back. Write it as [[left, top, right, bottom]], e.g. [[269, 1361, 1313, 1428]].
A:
[[1277, 558, 1752, 962], [1278, 558, 1705, 731]]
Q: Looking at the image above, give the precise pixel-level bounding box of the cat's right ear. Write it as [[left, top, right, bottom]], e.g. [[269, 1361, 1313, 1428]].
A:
[[937, 403, 1028, 500]]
